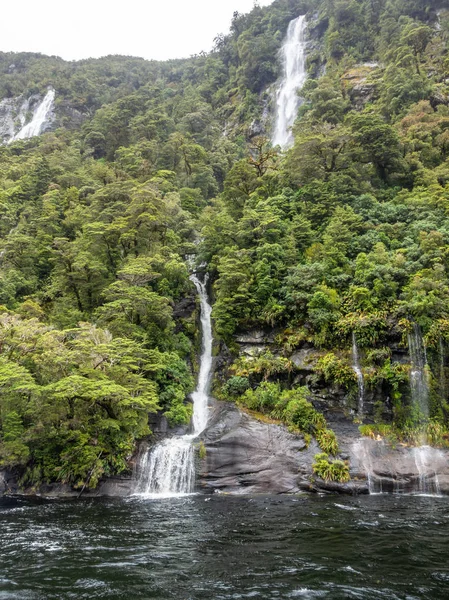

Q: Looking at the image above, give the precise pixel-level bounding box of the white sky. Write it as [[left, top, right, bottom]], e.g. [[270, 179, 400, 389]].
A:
[[1, 0, 275, 62]]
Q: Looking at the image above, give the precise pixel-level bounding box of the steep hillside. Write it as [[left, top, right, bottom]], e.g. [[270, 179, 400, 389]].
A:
[[0, 0, 448, 491]]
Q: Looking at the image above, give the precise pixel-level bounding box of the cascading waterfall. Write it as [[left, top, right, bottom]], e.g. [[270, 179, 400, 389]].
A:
[[351, 332, 364, 417], [135, 274, 212, 497], [9, 88, 55, 143], [272, 15, 307, 149], [407, 324, 430, 422]]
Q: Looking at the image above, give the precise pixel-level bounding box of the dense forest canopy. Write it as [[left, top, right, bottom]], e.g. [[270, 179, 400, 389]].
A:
[[0, 0, 449, 488]]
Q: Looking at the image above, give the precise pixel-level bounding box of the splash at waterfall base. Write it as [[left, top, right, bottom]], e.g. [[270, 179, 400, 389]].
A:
[[2, 404, 449, 497]]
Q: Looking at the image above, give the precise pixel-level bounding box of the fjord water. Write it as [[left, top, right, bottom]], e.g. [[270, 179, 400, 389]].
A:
[[272, 15, 307, 149], [135, 275, 212, 497], [1, 494, 449, 599]]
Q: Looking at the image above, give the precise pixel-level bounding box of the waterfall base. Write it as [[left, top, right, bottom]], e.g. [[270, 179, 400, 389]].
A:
[[353, 438, 447, 496], [134, 436, 196, 498]]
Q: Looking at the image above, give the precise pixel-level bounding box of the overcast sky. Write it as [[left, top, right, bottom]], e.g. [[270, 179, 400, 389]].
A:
[[1, 0, 274, 62]]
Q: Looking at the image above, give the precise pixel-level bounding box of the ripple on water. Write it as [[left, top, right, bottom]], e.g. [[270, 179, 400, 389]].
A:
[[0, 495, 448, 599]]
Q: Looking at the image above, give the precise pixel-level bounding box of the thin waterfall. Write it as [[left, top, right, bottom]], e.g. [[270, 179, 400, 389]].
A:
[[135, 274, 212, 497], [413, 446, 442, 496], [272, 15, 307, 149], [353, 438, 383, 495], [351, 332, 364, 417], [407, 324, 430, 423], [354, 439, 443, 496], [439, 336, 446, 402], [9, 88, 55, 143]]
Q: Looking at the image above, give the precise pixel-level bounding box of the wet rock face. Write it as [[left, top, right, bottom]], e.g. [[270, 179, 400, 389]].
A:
[[198, 403, 449, 496], [0, 471, 134, 498], [198, 402, 366, 495], [351, 438, 449, 495], [199, 402, 308, 494]]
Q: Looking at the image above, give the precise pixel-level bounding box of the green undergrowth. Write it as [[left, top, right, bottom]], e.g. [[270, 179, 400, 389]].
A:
[[359, 421, 449, 448], [223, 380, 340, 456], [312, 453, 350, 484]]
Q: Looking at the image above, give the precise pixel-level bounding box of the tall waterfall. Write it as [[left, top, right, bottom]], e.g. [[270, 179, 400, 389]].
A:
[[272, 15, 307, 149], [135, 274, 212, 497], [407, 324, 430, 422], [9, 88, 55, 143], [351, 332, 365, 417]]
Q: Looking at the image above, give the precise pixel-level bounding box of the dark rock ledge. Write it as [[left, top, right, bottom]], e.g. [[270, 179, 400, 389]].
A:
[[2, 402, 449, 498]]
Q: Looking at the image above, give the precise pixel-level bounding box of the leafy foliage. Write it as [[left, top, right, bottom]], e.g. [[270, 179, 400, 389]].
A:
[[312, 453, 350, 483], [0, 0, 448, 486]]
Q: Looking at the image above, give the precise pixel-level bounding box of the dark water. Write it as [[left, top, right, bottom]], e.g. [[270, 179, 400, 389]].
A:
[[0, 494, 448, 600]]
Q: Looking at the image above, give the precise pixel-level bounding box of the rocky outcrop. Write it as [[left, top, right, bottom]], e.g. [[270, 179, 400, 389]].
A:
[[3, 403, 448, 498], [341, 64, 380, 110], [198, 401, 366, 495], [351, 437, 449, 495], [0, 468, 133, 498], [198, 401, 308, 494], [198, 401, 449, 496]]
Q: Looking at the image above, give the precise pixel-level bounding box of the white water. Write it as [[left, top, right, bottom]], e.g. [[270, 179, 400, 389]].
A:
[[272, 15, 307, 149], [439, 336, 446, 401], [351, 332, 364, 417], [407, 324, 430, 423], [354, 439, 444, 496], [135, 274, 212, 498], [413, 446, 442, 496], [9, 88, 55, 143]]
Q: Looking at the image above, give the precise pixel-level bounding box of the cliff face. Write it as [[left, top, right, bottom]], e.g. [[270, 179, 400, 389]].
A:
[[198, 401, 449, 496]]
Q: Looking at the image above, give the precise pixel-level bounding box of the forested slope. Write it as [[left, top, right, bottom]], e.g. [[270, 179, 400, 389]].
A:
[[0, 0, 448, 489]]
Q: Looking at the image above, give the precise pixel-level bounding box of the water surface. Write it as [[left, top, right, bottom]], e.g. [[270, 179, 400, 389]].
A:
[[1, 494, 448, 599]]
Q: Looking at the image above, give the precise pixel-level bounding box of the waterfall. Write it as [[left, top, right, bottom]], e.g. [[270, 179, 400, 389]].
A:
[[407, 324, 430, 423], [354, 439, 384, 495], [9, 88, 55, 143], [190, 275, 213, 433], [413, 446, 442, 496], [351, 332, 364, 417], [272, 15, 307, 149], [354, 438, 444, 496], [439, 336, 446, 402], [135, 274, 212, 497]]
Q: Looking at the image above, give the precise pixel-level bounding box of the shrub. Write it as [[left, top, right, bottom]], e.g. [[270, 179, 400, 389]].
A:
[[315, 428, 339, 455], [198, 441, 207, 460], [312, 453, 350, 483], [223, 376, 250, 397], [317, 353, 357, 390], [281, 395, 326, 433], [240, 381, 280, 412]]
